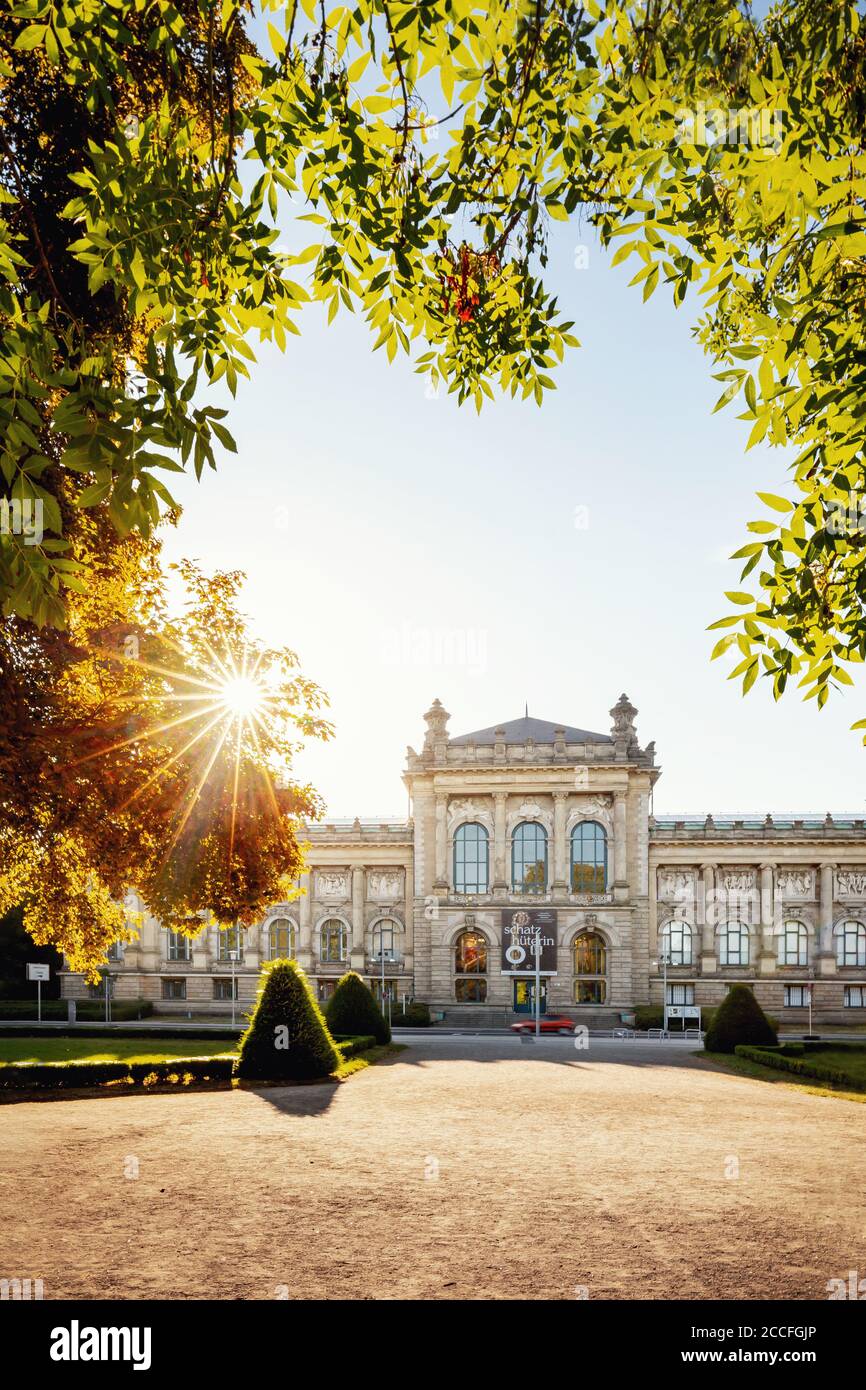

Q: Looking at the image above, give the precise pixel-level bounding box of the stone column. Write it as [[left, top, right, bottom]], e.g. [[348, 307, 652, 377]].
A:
[[758, 863, 776, 975], [699, 864, 717, 972], [493, 791, 507, 894], [434, 795, 447, 889], [613, 792, 628, 896], [403, 866, 414, 973], [298, 870, 313, 971], [191, 915, 209, 972], [244, 920, 260, 971], [817, 863, 837, 975], [552, 791, 568, 892], [351, 866, 366, 970]]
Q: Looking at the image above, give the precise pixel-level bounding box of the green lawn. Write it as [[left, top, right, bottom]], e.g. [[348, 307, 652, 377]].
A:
[[804, 1047, 866, 1083], [702, 1044, 866, 1103], [0, 1038, 237, 1065]]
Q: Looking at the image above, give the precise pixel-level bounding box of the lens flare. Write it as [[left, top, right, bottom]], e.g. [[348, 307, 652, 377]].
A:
[[219, 675, 265, 719]]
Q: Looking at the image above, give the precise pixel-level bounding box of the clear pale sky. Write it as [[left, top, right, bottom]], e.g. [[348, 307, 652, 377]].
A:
[[159, 186, 866, 820]]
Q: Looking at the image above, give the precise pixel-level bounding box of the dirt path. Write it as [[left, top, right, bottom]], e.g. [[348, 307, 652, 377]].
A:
[[2, 1036, 863, 1300]]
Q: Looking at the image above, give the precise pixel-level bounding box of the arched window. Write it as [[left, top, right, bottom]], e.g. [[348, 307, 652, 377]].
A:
[[372, 917, 402, 960], [660, 920, 693, 966], [320, 918, 347, 963], [835, 919, 866, 967], [217, 924, 244, 961], [454, 928, 487, 1003], [570, 821, 608, 894], [268, 917, 296, 960], [573, 931, 607, 1004], [453, 822, 489, 893], [718, 921, 750, 966], [512, 821, 547, 894], [454, 930, 487, 973], [778, 920, 808, 967]]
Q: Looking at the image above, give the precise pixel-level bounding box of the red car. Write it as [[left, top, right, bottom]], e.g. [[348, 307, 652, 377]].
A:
[[511, 1014, 576, 1035]]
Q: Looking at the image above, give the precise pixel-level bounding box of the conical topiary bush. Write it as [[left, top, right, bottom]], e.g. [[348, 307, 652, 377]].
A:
[[235, 958, 342, 1081], [704, 983, 778, 1054], [325, 971, 391, 1045]]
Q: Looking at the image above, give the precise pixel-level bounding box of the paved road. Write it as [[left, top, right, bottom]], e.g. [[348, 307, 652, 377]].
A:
[[2, 1033, 864, 1300]]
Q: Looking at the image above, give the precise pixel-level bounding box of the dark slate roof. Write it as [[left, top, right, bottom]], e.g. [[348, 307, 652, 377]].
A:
[[450, 716, 612, 746]]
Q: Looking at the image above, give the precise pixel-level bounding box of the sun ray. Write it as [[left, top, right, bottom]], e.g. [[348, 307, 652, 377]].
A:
[[160, 716, 234, 863], [116, 707, 230, 813], [70, 700, 229, 767]]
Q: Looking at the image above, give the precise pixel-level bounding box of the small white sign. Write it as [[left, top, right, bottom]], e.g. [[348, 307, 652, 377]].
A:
[[666, 1005, 701, 1019], [27, 963, 49, 982]]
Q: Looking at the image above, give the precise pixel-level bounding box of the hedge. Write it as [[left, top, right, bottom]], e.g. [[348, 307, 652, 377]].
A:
[[390, 1002, 432, 1027], [0, 999, 153, 1021], [0, 1056, 234, 1091], [0, 1025, 239, 1041], [704, 985, 778, 1053], [236, 959, 341, 1080], [333, 1035, 376, 1059], [733, 1044, 866, 1092], [325, 972, 391, 1045]]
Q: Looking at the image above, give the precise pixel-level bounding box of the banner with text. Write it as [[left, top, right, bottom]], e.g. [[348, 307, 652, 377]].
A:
[[501, 908, 558, 975]]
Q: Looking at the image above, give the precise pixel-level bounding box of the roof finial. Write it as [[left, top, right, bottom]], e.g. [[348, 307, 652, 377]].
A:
[[525, 700, 528, 718]]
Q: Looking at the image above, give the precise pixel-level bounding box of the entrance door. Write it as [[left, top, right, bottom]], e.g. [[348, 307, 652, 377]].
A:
[[513, 979, 548, 1015]]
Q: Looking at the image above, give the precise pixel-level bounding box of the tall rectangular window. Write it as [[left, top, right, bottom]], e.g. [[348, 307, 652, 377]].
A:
[[453, 823, 489, 893], [217, 925, 244, 962], [666, 984, 695, 1006], [167, 931, 191, 962], [784, 985, 810, 1008]]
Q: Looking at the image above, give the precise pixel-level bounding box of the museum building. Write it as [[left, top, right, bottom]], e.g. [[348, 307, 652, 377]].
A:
[[60, 695, 866, 1026]]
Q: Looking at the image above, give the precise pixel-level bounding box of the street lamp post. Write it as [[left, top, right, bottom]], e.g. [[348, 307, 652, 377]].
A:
[[229, 947, 239, 1028], [652, 949, 671, 1033], [534, 924, 542, 1039], [380, 930, 386, 1017]]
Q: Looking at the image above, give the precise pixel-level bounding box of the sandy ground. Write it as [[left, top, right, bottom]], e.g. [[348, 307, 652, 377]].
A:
[[1, 1034, 864, 1301]]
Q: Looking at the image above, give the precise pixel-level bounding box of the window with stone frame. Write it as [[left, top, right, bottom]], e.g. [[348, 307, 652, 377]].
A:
[[660, 920, 693, 966], [166, 930, 191, 962], [844, 985, 866, 1008], [572, 931, 607, 1005], [267, 917, 296, 960], [454, 929, 487, 973], [217, 924, 244, 962], [453, 822, 490, 893], [574, 980, 606, 1004], [371, 917, 403, 961], [511, 821, 547, 894], [570, 821, 608, 893], [835, 919, 866, 967], [162, 978, 186, 1000], [718, 920, 750, 966], [777, 920, 809, 966], [784, 985, 811, 1008], [666, 983, 695, 1006], [455, 978, 487, 1003], [320, 918, 348, 963]]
